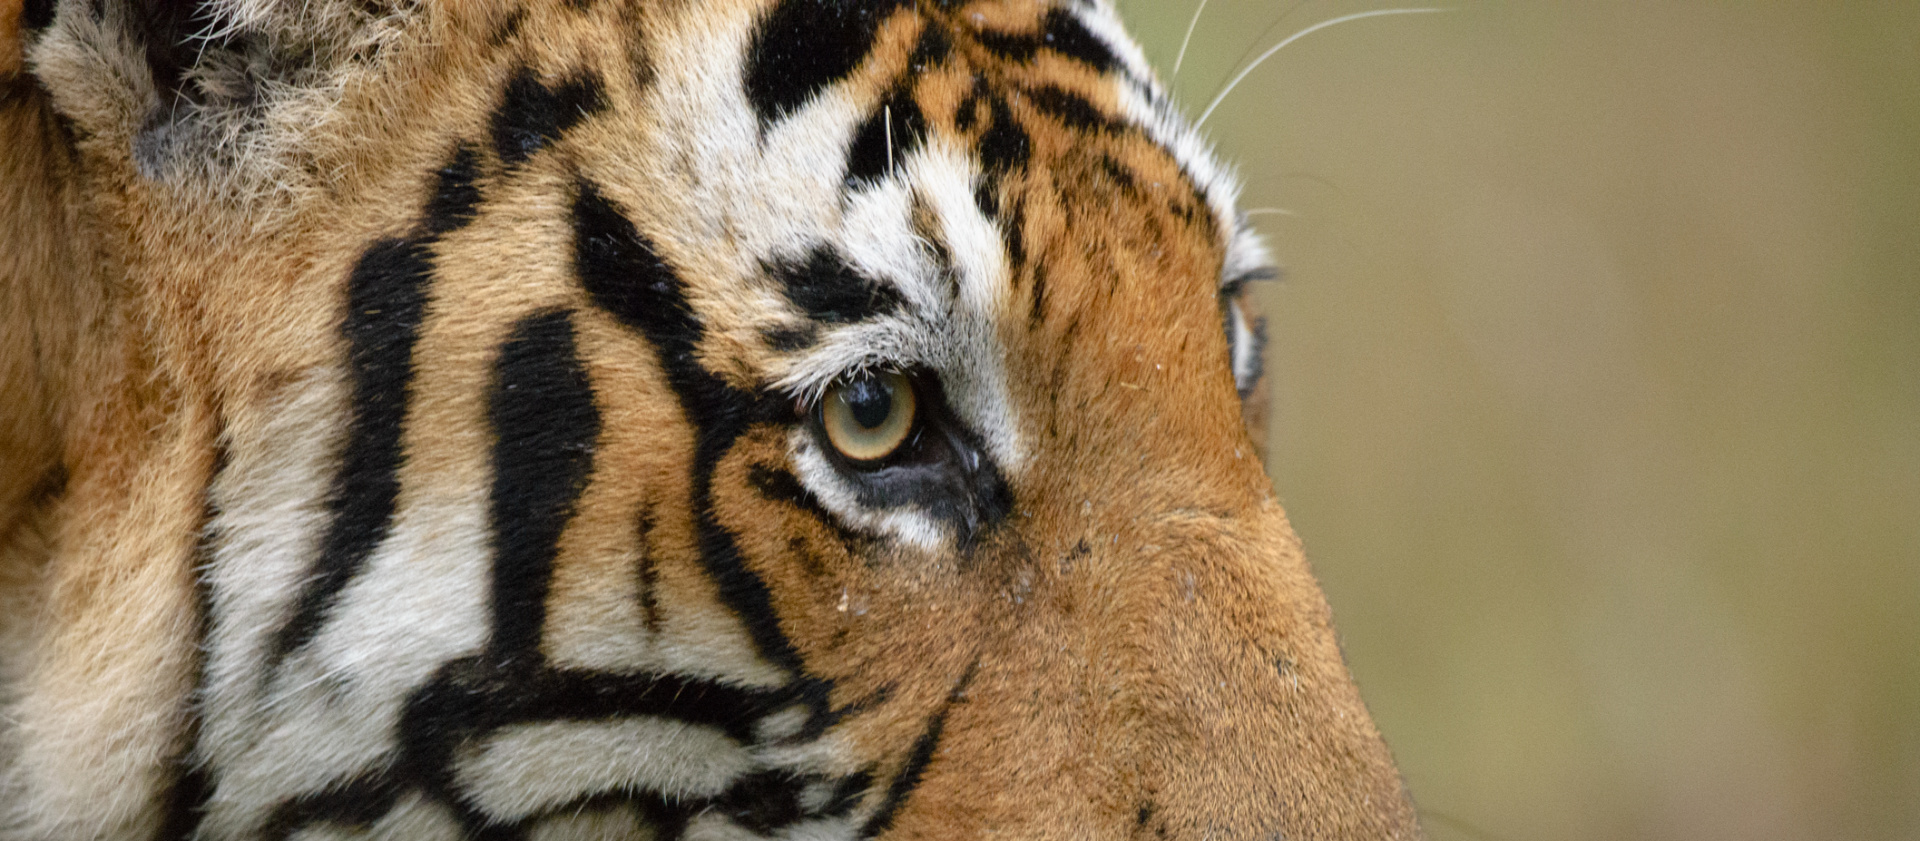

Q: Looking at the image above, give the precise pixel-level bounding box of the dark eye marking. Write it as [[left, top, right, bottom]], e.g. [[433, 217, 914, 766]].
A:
[[808, 373, 1012, 547], [746, 464, 863, 546], [770, 248, 905, 325]]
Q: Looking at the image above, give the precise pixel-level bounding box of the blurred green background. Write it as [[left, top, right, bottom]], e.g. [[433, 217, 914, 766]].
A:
[[1114, 2, 1920, 839]]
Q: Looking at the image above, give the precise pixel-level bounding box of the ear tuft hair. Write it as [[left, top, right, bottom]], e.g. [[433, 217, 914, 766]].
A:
[[27, 0, 422, 197]]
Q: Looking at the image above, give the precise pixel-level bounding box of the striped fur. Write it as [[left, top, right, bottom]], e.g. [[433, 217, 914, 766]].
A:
[[0, 0, 1418, 838]]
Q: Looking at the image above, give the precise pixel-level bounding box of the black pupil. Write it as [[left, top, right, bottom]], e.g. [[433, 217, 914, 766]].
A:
[[845, 377, 893, 430]]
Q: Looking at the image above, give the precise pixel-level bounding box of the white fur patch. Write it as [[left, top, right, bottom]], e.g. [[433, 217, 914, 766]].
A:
[[284, 792, 465, 841], [455, 719, 753, 821], [789, 434, 949, 552], [527, 805, 650, 841]]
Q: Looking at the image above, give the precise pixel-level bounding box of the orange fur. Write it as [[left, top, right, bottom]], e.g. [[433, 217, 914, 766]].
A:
[[2, 1, 1417, 837]]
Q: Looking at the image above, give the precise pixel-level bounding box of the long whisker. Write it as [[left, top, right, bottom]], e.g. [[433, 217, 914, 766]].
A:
[[1196, 7, 1447, 128], [1171, 0, 1211, 80], [1214, 0, 1310, 101], [1243, 207, 1299, 217]]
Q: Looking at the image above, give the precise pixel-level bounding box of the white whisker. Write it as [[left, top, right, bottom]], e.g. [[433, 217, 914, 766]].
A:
[[1196, 7, 1447, 128], [1171, 0, 1211, 80], [1243, 207, 1298, 217]]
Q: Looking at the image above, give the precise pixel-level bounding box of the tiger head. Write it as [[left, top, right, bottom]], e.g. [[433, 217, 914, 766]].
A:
[[2, 0, 1419, 838]]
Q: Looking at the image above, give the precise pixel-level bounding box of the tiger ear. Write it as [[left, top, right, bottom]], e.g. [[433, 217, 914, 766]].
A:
[[25, 0, 424, 188]]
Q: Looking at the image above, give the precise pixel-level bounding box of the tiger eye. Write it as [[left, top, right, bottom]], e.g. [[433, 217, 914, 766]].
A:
[[821, 371, 916, 463]]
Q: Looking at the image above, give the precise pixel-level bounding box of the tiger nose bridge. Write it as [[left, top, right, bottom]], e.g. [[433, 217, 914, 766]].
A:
[[913, 503, 1422, 838]]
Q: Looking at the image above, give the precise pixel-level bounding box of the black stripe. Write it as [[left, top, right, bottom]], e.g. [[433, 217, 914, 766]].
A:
[[763, 323, 819, 351], [1026, 84, 1122, 133], [974, 9, 1120, 73], [1037, 7, 1121, 74], [953, 76, 986, 132], [265, 660, 796, 836], [266, 236, 432, 671], [771, 247, 905, 324], [716, 771, 806, 833], [1003, 194, 1028, 269], [422, 145, 485, 236], [267, 144, 487, 674], [405, 661, 785, 745], [858, 661, 978, 837], [21, 0, 54, 32], [845, 86, 928, 188], [491, 67, 607, 167], [907, 21, 950, 73], [978, 97, 1030, 176], [260, 771, 404, 841], [973, 27, 1038, 63], [572, 181, 816, 682], [823, 769, 876, 817], [153, 451, 224, 841], [1027, 263, 1048, 326], [1097, 153, 1138, 194], [745, 0, 908, 125], [747, 464, 864, 547], [486, 310, 600, 663], [635, 506, 663, 635]]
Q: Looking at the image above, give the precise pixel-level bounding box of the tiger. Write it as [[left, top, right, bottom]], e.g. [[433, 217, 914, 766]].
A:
[[0, 0, 1419, 837]]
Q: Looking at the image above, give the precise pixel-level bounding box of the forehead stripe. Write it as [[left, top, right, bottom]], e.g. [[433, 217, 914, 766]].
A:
[[1023, 84, 1124, 134], [971, 7, 1121, 74], [846, 85, 930, 189], [746, 0, 907, 125], [775, 247, 907, 325], [571, 181, 816, 682], [491, 67, 608, 166]]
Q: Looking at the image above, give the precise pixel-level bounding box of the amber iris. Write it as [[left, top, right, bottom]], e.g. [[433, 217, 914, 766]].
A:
[[821, 371, 916, 463]]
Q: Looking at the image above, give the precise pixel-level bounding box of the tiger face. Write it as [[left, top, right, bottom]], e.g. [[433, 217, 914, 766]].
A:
[[0, 0, 1418, 838]]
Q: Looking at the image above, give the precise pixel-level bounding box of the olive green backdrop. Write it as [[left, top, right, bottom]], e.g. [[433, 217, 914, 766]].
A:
[[1115, 2, 1920, 839]]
